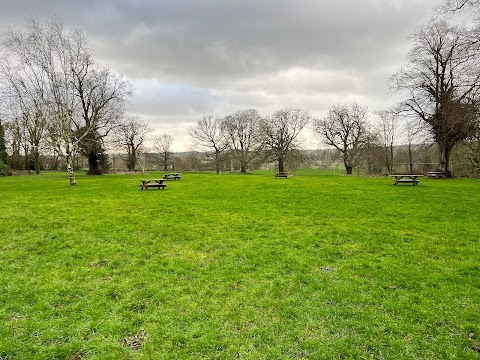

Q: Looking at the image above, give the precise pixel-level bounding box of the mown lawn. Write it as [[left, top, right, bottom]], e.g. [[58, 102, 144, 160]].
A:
[[0, 170, 479, 359]]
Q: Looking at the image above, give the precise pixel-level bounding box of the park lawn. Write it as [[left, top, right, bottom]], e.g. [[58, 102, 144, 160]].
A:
[[0, 170, 479, 359]]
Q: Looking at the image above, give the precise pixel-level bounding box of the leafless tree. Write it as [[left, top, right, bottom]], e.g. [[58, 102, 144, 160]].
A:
[[189, 115, 228, 174], [113, 116, 151, 171], [259, 108, 309, 173], [376, 109, 399, 174], [0, 18, 130, 183], [153, 134, 174, 171], [313, 102, 368, 175], [73, 64, 131, 175], [392, 21, 480, 176], [0, 50, 48, 174], [222, 109, 262, 173]]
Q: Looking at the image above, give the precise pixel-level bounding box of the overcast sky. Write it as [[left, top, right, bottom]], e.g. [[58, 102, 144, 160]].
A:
[[0, 0, 443, 151]]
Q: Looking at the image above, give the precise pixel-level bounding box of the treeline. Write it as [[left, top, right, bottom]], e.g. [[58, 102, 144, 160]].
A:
[[4, 102, 478, 177]]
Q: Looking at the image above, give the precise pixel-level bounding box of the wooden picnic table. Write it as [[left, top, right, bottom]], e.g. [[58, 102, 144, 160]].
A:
[[163, 173, 182, 180], [140, 179, 167, 190], [391, 174, 423, 186], [427, 171, 445, 179]]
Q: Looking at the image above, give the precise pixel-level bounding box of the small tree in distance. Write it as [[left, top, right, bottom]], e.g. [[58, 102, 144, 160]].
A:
[[153, 134, 174, 171], [313, 102, 368, 175], [260, 108, 310, 173], [376, 109, 399, 174], [189, 115, 228, 174], [113, 116, 151, 171], [222, 109, 262, 173]]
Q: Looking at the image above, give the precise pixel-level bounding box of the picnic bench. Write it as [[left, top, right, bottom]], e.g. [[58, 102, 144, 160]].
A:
[[275, 172, 288, 178], [391, 174, 423, 186], [427, 171, 445, 179], [163, 173, 182, 180], [140, 179, 167, 190]]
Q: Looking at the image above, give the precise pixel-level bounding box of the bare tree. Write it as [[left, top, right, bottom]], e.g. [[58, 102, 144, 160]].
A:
[[73, 65, 131, 175], [189, 115, 228, 174], [376, 109, 399, 174], [0, 18, 130, 183], [313, 102, 368, 175], [222, 109, 262, 173], [260, 108, 309, 173], [153, 134, 174, 171], [113, 116, 151, 171], [392, 21, 480, 176], [0, 50, 47, 174]]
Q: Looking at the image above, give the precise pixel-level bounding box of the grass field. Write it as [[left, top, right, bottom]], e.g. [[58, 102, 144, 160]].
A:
[[0, 170, 479, 359]]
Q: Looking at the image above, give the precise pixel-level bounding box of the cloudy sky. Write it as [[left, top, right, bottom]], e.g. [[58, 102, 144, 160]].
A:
[[0, 0, 443, 151]]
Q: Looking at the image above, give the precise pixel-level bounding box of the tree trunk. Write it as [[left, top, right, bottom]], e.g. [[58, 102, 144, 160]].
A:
[[87, 152, 100, 175], [127, 151, 136, 171], [343, 149, 353, 175], [439, 144, 453, 177], [408, 143, 414, 174], [388, 144, 394, 174], [278, 158, 285, 173], [33, 148, 41, 175], [163, 153, 168, 171], [65, 149, 76, 185], [240, 160, 247, 173], [24, 145, 30, 174], [214, 150, 220, 174]]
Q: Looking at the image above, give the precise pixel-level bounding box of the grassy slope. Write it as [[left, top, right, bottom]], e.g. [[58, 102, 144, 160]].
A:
[[0, 171, 479, 359]]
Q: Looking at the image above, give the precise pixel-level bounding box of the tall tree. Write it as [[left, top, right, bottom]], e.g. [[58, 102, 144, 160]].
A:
[[313, 103, 368, 175], [0, 18, 130, 184], [260, 108, 309, 173], [0, 50, 47, 174], [392, 21, 480, 176], [222, 109, 262, 173], [189, 115, 228, 174], [73, 65, 130, 175], [113, 116, 151, 171], [153, 134, 174, 171]]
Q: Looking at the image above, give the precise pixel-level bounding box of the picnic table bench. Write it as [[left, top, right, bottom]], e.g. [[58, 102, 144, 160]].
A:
[[391, 174, 423, 186], [163, 173, 181, 180], [275, 172, 288, 178], [427, 171, 445, 179], [140, 179, 167, 190]]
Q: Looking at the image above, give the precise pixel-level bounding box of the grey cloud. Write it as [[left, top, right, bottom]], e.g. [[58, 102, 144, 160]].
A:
[[0, 0, 443, 150]]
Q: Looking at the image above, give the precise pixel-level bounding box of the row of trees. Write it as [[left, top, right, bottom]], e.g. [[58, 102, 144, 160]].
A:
[[187, 104, 433, 176], [189, 108, 310, 174]]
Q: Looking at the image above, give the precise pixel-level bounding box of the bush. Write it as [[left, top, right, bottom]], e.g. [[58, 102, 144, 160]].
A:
[[0, 162, 12, 176]]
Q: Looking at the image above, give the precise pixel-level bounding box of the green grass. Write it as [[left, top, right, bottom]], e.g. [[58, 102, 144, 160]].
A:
[[0, 170, 479, 359]]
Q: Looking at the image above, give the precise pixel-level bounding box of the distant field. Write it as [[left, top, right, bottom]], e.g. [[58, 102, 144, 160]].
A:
[[0, 170, 479, 359]]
